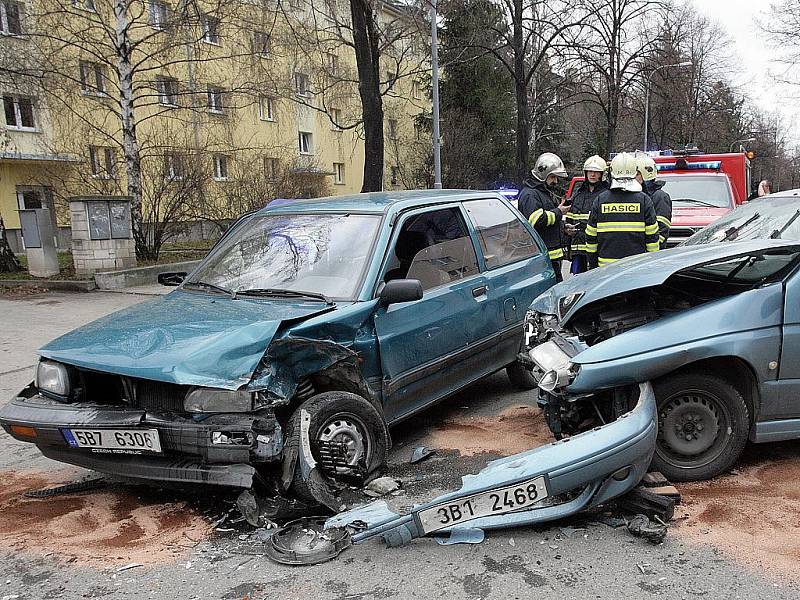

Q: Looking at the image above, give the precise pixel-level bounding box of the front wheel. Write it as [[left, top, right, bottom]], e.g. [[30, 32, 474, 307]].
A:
[[506, 361, 537, 390], [651, 374, 750, 482]]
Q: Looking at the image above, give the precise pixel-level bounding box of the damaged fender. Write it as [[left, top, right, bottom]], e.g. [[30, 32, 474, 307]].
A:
[[328, 383, 656, 545]]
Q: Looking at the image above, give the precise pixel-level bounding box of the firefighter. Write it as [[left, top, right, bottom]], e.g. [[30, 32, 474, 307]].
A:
[[585, 152, 659, 268], [566, 155, 609, 274], [517, 152, 572, 281], [636, 153, 672, 249]]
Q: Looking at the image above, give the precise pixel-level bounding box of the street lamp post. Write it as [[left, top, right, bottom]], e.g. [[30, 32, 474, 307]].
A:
[[729, 137, 757, 152], [643, 61, 692, 152], [430, 0, 442, 189]]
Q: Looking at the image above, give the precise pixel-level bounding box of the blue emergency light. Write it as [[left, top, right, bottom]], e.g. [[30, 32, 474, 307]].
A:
[[657, 161, 721, 172]]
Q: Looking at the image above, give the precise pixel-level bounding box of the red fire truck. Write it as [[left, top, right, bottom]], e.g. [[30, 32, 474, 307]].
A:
[[566, 151, 751, 247]]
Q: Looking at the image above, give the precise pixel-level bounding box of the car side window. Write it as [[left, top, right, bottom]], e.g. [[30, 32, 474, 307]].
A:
[[464, 198, 541, 269], [383, 207, 479, 291]]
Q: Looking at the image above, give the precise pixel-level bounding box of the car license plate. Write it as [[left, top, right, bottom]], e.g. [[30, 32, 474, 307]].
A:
[[62, 428, 162, 453], [416, 475, 549, 534]]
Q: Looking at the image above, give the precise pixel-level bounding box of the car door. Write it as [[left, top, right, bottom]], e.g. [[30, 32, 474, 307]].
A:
[[373, 205, 490, 423], [461, 197, 555, 372]]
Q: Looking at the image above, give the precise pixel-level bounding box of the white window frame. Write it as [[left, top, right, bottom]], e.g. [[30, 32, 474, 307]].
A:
[[213, 154, 229, 181], [253, 30, 269, 57], [333, 162, 344, 185], [164, 153, 183, 180], [294, 72, 309, 97], [149, 0, 168, 30], [79, 61, 107, 96], [298, 131, 313, 155], [330, 107, 342, 131], [258, 95, 274, 121], [387, 118, 398, 140], [264, 156, 278, 181], [156, 76, 178, 106], [89, 145, 116, 179], [327, 52, 338, 76], [201, 14, 220, 45], [207, 85, 224, 114], [412, 79, 421, 100], [3, 95, 35, 130], [0, 0, 23, 35]]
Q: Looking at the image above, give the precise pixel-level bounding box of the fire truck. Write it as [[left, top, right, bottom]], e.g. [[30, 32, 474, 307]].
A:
[[566, 151, 751, 247]]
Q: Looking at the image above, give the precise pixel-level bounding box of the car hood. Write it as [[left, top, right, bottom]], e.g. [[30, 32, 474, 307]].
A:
[[531, 239, 798, 322], [39, 290, 336, 389], [671, 206, 730, 227]]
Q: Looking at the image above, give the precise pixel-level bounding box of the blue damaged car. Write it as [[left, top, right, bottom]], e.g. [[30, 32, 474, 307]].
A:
[[524, 193, 800, 482], [1, 190, 564, 500]]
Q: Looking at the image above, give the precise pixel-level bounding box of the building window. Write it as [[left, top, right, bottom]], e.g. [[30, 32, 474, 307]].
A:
[[330, 107, 342, 130], [149, 0, 168, 29], [213, 154, 229, 180], [333, 162, 344, 185], [386, 70, 396, 85], [327, 52, 338, 75], [3, 95, 35, 130], [201, 14, 220, 44], [0, 1, 22, 35], [207, 85, 224, 113], [156, 76, 178, 106], [164, 153, 183, 180], [71, 0, 95, 11], [89, 145, 116, 178], [387, 118, 398, 139], [391, 165, 400, 186], [258, 95, 274, 121], [324, 0, 336, 18], [298, 131, 313, 155], [79, 61, 107, 95], [295, 72, 309, 97], [412, 79, 421, 100], [288, 0, 302, 8], [253, 30, 269, 57], [264, 156, 278, 180]]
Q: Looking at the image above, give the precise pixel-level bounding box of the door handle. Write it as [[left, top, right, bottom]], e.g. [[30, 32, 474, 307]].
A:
[[472, 285, 488, 297]]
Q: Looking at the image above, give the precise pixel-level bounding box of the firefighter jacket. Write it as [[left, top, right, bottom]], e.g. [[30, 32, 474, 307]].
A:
[[566, 179, 610, 255], [644, 180, 673, 249], [518, 177, 564, 260], [585, 189, 660, 268]]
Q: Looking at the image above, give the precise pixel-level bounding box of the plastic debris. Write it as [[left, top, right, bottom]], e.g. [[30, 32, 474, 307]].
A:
[[626, 514, 667, 544], [364, 477, 400, 497], [115, 563, 143, 572], [410, 447, 435, 464], [265, 517, 351, 565], [434, 528, 485, 545]]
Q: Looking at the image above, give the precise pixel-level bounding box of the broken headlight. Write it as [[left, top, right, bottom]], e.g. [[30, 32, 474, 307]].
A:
[[557, 292, 583, 321], [184, 388, 254, 413], [35, 360, 71, 398]]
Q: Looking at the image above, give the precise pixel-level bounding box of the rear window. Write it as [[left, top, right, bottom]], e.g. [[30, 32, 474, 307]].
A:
[[464, 198, 540, 269], [661, 175, 733, 208]]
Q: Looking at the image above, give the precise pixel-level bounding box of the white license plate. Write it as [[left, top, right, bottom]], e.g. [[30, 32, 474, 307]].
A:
[[416, 475, 549, 534], [62, 428, 162, 453]]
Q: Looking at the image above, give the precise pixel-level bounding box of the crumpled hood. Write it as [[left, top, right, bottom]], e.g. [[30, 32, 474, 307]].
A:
[[39, 290, 335, 389], [531, 239, 799, 322]]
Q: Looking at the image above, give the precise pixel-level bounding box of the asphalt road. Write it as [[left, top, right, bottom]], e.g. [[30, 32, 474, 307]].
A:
[[0, 288, 797, 599]]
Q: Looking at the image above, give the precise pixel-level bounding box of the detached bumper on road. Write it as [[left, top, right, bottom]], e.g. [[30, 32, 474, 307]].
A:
[[0, 389, 283, 488], [329, 383, 657, 545]]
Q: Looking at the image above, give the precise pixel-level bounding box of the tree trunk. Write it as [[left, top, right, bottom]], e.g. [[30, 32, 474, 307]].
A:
[[113, 0, 150, 260], [350, 0, 384, 192], [0, 216, 20, 273], [512, 0, 528, 185]]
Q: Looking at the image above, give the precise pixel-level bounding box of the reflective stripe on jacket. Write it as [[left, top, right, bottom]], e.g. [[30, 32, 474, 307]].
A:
[[517, 177, 563, 254], [644, 180, 673, 248], [566, 179, 609, 254]]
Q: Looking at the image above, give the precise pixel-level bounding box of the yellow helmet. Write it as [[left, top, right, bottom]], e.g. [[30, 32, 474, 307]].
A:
[[609, 153, 642, 192], [635, 152, 657, 181], [582, 155, 607, 173]]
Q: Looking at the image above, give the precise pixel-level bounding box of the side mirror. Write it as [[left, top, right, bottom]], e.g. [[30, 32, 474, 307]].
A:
[[157, 272, 187, 286], [379, 279, 423, 306]]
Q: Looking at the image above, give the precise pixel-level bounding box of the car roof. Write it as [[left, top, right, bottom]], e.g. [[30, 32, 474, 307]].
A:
[[256, 189, 504, 215]]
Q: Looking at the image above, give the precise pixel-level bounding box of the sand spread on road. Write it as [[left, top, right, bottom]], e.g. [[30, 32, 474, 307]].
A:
[[0, 469, 210, 566]]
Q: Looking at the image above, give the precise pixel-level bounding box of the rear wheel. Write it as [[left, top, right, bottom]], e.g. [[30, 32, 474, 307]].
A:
[[651, 374, 749, 482]]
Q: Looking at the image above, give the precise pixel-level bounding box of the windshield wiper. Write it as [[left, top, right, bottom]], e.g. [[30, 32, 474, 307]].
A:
[[237, 288, 333, 304], [723, 212, 760, 241], [673, 197, 722, 208], [183, 280, 237, 299], [770, 209, 800, 239]]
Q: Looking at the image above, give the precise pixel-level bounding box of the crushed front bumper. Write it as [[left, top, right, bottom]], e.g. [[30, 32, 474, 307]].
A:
[[329, 382, 657, 544], [0, 387, 284, 488]]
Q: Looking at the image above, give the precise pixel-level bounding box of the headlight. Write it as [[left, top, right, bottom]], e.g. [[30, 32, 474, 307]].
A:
[[557, 292, 584, 320], [183, 388, 255, 413], [538, 367, 573, 393], [35, 360, 70, 397]]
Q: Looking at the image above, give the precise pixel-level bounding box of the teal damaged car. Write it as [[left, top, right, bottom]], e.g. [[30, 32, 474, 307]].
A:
[[1, 190, 557, 501]]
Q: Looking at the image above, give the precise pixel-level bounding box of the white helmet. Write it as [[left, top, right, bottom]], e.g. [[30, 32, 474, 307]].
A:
[[583, 155, 607, 173], [634, 152, 657, 182], [609, 153, 642, 192], [531, 152, 568, 182]]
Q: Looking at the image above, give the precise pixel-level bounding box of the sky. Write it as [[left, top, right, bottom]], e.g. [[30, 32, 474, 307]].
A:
[[688, 0, 797, 142]]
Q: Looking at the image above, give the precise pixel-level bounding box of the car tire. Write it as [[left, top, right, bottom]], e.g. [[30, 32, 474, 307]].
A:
[[651, 373, 750, 482], [507, 361, 537, 390], [283, 391, 388, 502]]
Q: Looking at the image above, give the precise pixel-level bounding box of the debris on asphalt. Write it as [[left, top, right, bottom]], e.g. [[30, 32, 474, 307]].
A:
[[363, 477, 400, 497], [23, 477, 109, 498], [596, 515, 628, 529], [626, 514, 667, 544], [115, 563, 143, 573], [616, 487, 675, 523], [434, 528, 485, 545], [410, 446, 435, 464], [640, 472, 669, 487], [264, 517, 351, 565]]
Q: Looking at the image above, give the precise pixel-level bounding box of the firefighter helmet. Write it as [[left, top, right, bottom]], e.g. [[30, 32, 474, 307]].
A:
[[609, 152, 642, 192], [531, 152, 568, 182], [635, 153, 657, 181], [583, 155, 607, 173]]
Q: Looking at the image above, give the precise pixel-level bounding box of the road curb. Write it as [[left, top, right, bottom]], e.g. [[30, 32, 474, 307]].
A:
[[94, 260, 201, 290], [0, 279, 97, 292]]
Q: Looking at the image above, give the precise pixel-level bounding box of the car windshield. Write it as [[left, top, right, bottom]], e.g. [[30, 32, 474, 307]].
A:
[[687, 248, 800, 284], [660, 175, 733, 208], [186, 213, 381, 299], [683, 197, 800, 245]]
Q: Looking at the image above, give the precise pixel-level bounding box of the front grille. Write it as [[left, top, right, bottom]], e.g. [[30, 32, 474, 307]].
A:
[[77, 370, 127, 405], [134, 379, 189, 413]]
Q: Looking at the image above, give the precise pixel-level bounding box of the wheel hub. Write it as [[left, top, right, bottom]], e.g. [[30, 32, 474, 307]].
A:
[[660, 395, 720, 456], [317, 417, 366, 471]]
